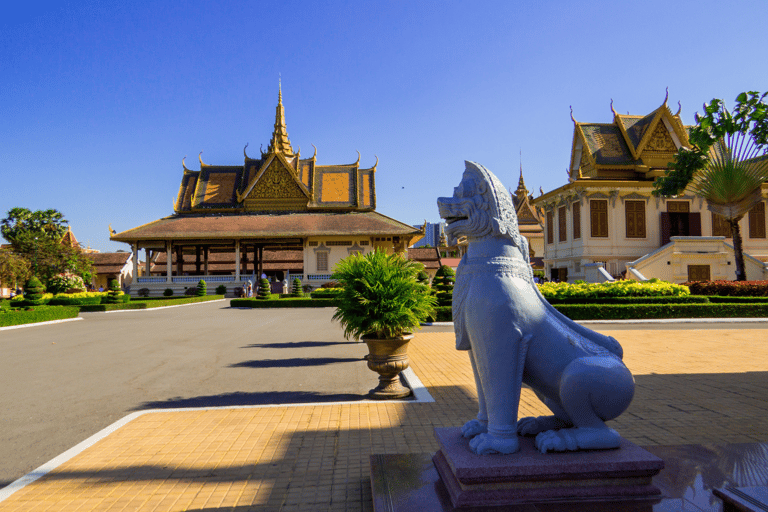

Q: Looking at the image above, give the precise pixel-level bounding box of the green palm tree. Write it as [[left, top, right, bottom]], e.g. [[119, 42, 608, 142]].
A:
[[655, 92, 768, 281]]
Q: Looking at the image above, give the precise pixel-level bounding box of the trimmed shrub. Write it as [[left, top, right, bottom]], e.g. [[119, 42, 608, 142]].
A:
[[310, 288, 343, 299], [23, 277, 46, 304], [292, 278, 303, 297], [554, 303, 768, 320], [302, 284, 313, 293], [216, 284, 227, 295], [545, 296, 709, 305], [48, 296, 102, 306], [163, 288, 174, 297], [685, 280, 768, 297], [432, 265, 455, 307], [196, 280, 207, 296], [103, 279, 123, 304], [0, 305, 79, 327], [417, 270, 430, 286], [708, 295, 768, 303], [257, 278, 271, 299], [137, 288, 150, 297], [80, 303, 147, 312]]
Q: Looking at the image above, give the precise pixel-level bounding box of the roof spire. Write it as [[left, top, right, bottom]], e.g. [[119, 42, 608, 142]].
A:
[[514, 150, 529, 204], [267, 78, 294, 157]]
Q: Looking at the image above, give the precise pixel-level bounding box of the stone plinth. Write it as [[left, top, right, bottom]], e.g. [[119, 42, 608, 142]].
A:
[[433, 427, 664, 508]]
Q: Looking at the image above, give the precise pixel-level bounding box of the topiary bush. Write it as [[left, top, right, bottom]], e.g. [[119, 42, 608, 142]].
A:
[[216, 284, 227, 295], [432, 265, 455, 307], [417, 270, 430, 286], [23, 276, 46, 305], [257, 278, 271, 299], [163, 288, 174, 297], [196, 279, 207, 296], [137, 288, 150, 297], [103, 279, 123, 304], [292, 278, 303, 297], [184, 287, 196, 296]]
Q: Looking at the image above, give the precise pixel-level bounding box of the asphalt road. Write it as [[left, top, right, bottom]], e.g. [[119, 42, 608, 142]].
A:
[[0, 302, 373, 489]]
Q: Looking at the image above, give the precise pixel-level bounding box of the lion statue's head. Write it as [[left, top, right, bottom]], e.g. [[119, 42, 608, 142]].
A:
[[437, 161, 528, 263]]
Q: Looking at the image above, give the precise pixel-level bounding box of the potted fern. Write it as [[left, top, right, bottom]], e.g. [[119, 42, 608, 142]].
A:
[[332, 249, 436, 399]]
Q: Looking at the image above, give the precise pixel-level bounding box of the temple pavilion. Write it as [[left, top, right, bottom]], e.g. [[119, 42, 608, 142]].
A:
[[111, 89, 423, 296]]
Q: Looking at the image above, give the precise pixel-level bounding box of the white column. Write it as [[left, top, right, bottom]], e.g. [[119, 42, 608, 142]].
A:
[[132, 243, 139, 284], [166, 241, 172, 283], [235, 240, 241, 282]]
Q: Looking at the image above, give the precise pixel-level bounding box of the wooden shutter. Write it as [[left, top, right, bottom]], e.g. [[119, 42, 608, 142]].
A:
[[558, 206, 567, 242], [689, 212, 702, 236], [660, 212, 671, 246], [625, 200, 646, 238], [546, 210, 554, 244], [712, 213, 730, 237], [749, 202, 766, 238], [590, 200, 608, 237], [572, 202, 581, 239]]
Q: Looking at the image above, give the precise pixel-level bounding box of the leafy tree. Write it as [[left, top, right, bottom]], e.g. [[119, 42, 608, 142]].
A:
[[0, 249, 31, 289], [654, 92, 768, 281], [0, 208, 93, 286]]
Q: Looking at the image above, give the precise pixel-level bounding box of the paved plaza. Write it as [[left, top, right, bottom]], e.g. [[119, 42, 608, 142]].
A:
[[1, 306, 767, 511]]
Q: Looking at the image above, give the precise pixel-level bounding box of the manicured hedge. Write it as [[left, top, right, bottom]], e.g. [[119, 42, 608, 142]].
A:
[[553, 303, 768, 320], [48, 296, 103, 306], [545, 296, 710, 305], [309, 288, 343, 299], [685, 280, 768, 296], [132, 295, 224, 308], [79, 303, 148, 312], [707, 296, 768, 303], [230, 298, 338, 308], [539, 279, 690, 300], [0, 306, 80, 327], [428, 306, 452, 322]]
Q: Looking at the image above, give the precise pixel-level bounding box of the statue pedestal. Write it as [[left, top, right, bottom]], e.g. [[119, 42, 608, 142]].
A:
[[433, 427, 664, 508]]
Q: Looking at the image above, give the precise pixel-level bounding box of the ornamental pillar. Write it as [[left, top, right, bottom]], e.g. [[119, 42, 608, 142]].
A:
[[132, 243, 139, 287], [235, 240, 241, 282], [166, 241, 172, 283]]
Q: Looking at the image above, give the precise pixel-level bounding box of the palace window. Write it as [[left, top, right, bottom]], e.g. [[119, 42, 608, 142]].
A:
[[558, 206, 567, 242], [712, 213, 730, 237], [546, 210, 554, 244], [625, 200, 646, 238], [316, 251, 329, 272], [572, 202, 581, 239], [749, 202, 766, 238], [590, 200, 608, 238]]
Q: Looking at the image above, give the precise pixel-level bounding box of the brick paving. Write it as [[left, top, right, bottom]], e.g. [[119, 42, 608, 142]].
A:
[[1, 327, 767, 511]]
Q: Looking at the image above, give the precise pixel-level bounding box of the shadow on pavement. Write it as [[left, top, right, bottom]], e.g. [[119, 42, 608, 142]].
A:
[[132, 390, 366, 410], [228, 357, 361, 368], [241, 340, 356, 349]]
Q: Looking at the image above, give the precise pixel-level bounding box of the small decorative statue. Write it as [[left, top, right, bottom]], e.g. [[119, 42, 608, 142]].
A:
[[437, 161, 635, 455]]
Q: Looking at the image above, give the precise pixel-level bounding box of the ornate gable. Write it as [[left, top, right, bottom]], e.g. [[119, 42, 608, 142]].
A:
[[241, 155, 310, 211], [644, 121, 678, 152]]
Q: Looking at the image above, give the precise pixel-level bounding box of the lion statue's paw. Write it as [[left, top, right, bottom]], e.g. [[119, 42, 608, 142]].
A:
[[468, 433, 520, 455], [461, 419, 488, 438], [535, 427, 622, 454], [517, 415, 569, 436]]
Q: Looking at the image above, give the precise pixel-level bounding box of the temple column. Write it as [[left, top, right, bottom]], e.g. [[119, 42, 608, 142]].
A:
[[204, 246, 209, 276], [166, 241, 172, 283], [235, 241, 241, 282], [145, 249, 151, 277], [195, 246, 201, 275], [176, 246, 183, 276], [258, 246, 264, 278], [132, 243, 139, 286]]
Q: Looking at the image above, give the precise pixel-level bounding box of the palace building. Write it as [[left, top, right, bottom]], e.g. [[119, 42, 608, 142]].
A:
[[534, 93, 768, 283], [111, 89, 422, 295]]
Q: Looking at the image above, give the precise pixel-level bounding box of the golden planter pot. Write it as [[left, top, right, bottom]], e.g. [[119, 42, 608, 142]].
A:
[[362, 334, 413, 399]]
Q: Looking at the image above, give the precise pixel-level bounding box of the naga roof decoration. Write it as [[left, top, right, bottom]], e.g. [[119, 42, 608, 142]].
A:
[[567, 91, 691, 182], [172, 88, 377, 214]]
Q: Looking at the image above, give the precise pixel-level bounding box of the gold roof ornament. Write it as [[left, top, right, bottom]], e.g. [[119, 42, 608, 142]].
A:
[[311, 144, 317, 160], [182, 156, 191, 172], [372, 155, 378, 170], [244, 143, 251, 160], [515, 155, 529, 202], [355, 151, 361, 166], [676, 101, 682, 116], [610, 98, 617, 117], [570, 105, 576, 124], [663, 87, 669, 107], [199, 151, 207, 168], [267, 83, 294, 157]]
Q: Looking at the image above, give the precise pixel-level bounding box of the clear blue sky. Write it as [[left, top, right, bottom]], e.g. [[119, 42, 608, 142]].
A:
[[2, 0, 766, 252]]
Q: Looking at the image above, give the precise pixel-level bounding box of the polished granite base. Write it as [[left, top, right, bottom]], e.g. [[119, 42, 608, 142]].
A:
[[432, 428, 663, 508], [371, 442, 768, 511]]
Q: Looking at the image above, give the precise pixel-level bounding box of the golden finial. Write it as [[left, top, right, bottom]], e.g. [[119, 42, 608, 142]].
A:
[[570, 105, 576, 124], [108, 224, 115, 236], [182, 156, 191, 172], [198, 151, 206, 167], [539, 186, 544, 196], [373, 155, 378, 169], [244, 143, 250, 160], [663, 87, 669, 106], [676, 101, 682, 116], [311, 144, 317, 159], [610, 98, 617, 116], [355, 151, 361, 165]]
